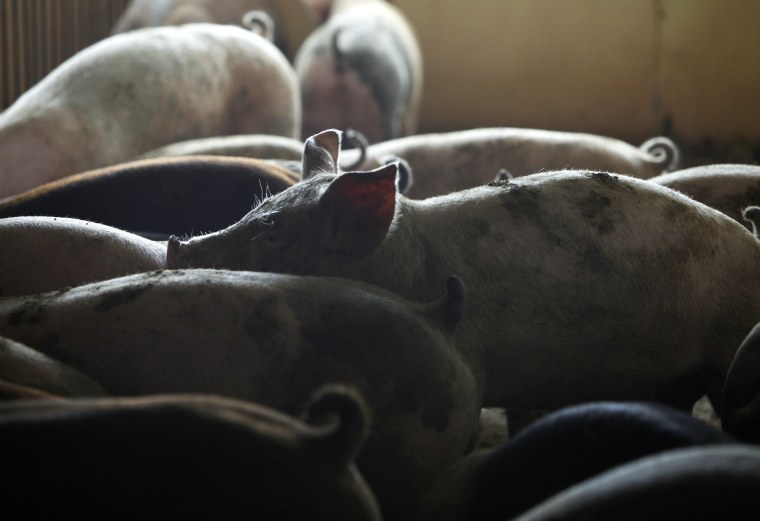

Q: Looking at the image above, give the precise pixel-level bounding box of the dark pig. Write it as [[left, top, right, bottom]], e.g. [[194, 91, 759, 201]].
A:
[[0, 386, 382, 520], [340, 128, 680, 198], [0, 23, 300, 198], [418, 401, 734, 521], [0, 269, 479, 521], [649, 163, 760, 229], [167, 129, 760, 437], [0, 156, 298, 240], [0, 216, 165, 296], [722, 321, 760, 443], [512, 445, 760, 521], [294, 0, 423, 142], [0, 335, 106, 399]]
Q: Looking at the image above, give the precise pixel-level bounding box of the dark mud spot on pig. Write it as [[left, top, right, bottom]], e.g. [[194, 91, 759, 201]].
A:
[[578, 243, 614, 273], [470, 219, 491, 236], [243, 294, 297, 355], [7, 302, 46, 326], [590, 171, 620, 187], [499, 184, 540, 217], [581, 191, 615, 235], [94, 284, 151, 312]]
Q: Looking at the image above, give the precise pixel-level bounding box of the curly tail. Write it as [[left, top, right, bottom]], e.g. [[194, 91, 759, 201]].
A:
[[302, 384, 371, 465], [639, 136, 681, 172], [242, 10, 275, 42]]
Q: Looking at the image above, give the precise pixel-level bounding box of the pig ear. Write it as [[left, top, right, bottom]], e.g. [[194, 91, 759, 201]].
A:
[[318, 163, 398, 256], [302, 129, 342, 180]]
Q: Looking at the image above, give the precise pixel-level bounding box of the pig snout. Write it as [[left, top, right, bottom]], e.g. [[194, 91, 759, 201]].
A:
[[166, 234, 232, 270], [166, 236, 191, 269]]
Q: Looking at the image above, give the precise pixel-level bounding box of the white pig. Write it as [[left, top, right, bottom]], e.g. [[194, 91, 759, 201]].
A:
[[111, 0, 291, 54], [167, 129, 760, 438], [294, 0, 423, 142], [0, 23, 300, 198], [649, 163, 760, 229], [340, 128, 680, 198], [0, 216, 165, 296]]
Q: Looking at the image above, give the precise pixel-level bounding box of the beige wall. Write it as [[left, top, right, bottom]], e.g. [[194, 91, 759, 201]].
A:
[[2, 0, 757, 158], [394, 0, 760, 153]]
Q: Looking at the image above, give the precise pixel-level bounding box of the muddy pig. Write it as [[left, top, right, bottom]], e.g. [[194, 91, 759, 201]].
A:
[[340, 128, 679, 198], [0, 156, 298, 240], [294, 0, 423, 143], [0, 385, 381, 520], [418, 401, 733, 521], [649, 163, 760, 230], [0, 23, 300, 198], [513, 445, 760, 521], [167, 129, 760, 439], [0, 269, 478, 521]]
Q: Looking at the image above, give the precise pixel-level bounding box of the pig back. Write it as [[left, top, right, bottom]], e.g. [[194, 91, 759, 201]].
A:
[[0, 23, 300, 198], [0, 156, 298, 239], [409, 171, 760, 410], [649, 163, 760, 228]]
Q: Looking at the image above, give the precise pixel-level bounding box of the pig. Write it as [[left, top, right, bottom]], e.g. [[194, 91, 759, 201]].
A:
[[0, 23, 300, 198], [512, 445, 760, 521], [0, 216, 165, 296], [722, 321, 760, 443], [138, 134, 306, 162], [418, 401, 734, 521], [0, 385, 382, 520], [167, 129, 760, 439], [0, 268, 479, 521], [0, 156, 298, 240], [294, 0, 423, 143], [0, 335, 106, 399], [648, 163, 760, 229], [111, 0, 292, 55], [339, 128, 681, 198]]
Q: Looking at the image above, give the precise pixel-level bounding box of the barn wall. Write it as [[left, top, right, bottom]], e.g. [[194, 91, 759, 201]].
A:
[[0, 0, 131, 109], [395, 0, 760, 161]]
